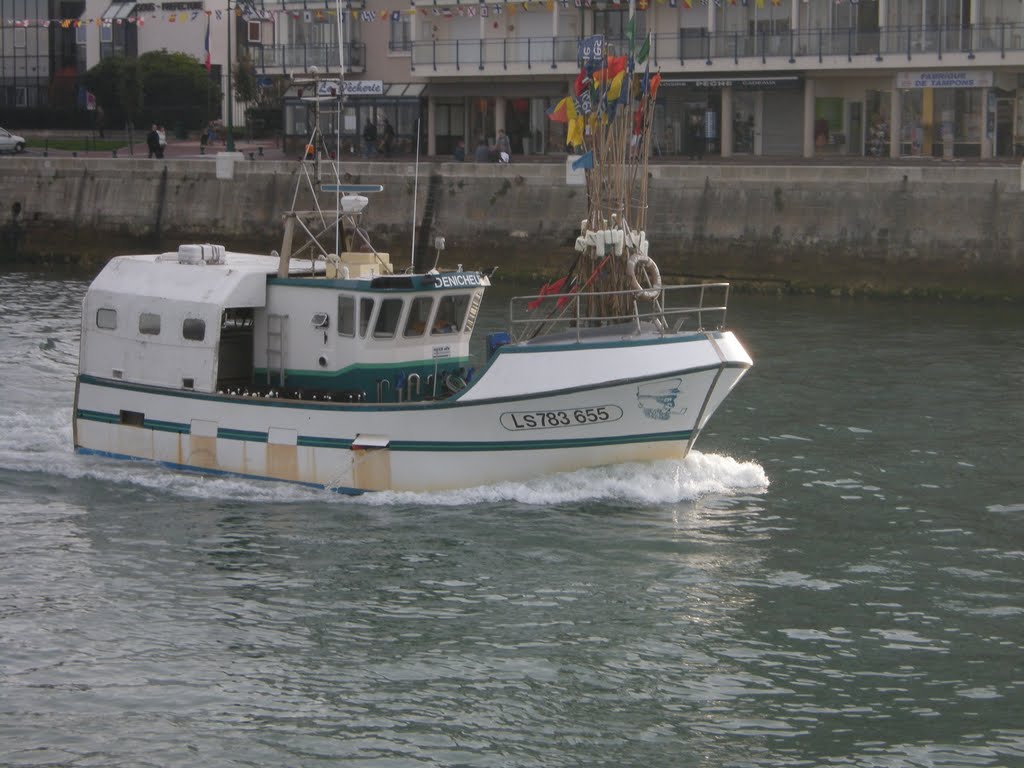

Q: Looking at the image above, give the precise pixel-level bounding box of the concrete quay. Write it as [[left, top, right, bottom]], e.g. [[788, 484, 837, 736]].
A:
[[2, 150, 1022, 300]]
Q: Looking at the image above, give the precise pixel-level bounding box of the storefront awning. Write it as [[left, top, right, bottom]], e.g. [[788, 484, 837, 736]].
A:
[[384, 83, 425, 98], [102, 2, 137, 20], [283, 82, 425, 100], [661, 75, 802, 91]]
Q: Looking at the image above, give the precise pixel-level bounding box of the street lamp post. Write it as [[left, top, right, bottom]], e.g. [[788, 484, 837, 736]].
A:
[[226, 1, 235, 152]]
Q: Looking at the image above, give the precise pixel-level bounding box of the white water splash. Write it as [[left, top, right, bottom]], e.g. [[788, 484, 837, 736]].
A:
[[0, 398, 767, 506]]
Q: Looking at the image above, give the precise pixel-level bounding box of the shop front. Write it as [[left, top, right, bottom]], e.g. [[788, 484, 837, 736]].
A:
[[426, 82, 570, 160], [658, 75, 803, 157], [894, 70, 994, 159], [282, 80, 425, 158]]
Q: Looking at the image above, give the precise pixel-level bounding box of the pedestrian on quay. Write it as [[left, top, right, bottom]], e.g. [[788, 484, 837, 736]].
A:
[[362, 118, 377, 157], [146, 124, 160, 159], [496, 129, 511, 163], [381, 118, 395, 158], [156, 125, 167, 159]]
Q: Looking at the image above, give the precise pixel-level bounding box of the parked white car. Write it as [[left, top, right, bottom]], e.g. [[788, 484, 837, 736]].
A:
[[0, 128, 26, 153]]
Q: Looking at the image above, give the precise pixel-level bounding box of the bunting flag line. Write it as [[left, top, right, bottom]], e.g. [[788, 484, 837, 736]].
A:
[[2, 0, 870, 29]]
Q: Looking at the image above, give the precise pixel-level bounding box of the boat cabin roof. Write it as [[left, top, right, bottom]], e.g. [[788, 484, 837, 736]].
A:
[[88, 250, 489, 313]]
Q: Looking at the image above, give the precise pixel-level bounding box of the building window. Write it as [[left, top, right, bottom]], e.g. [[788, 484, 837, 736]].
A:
[[247, 21, 261, 44], [13, 27, 26, 48], [96, 308, 117, 330], [139, 312, 161, 335], [100, 25, 112, 44], [389, 13, 411, 52], [182, 318, 206, 341], [15, 87, 27, 108]]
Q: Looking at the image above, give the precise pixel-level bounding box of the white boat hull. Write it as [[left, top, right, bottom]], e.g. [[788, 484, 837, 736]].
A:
[[74, 331, 751, 493]]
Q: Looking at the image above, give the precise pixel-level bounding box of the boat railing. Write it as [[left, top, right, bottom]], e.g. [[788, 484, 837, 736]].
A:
[[508, 283, 731, 344]]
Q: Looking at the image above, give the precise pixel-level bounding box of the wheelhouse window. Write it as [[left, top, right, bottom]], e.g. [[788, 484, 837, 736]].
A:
[[373, 298, 404, 338], [403, 297, 434, 337], [182, 318, 206, 341], [338, 295, 356, 336], [96, 308, 117, 330], [359, 297, 374, 338], [139, 312, 161, 335], [432, 294, 470, 335]]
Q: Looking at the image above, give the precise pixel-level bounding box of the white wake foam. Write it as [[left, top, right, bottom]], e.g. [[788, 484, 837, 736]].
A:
[[0, 397, 767, 506]]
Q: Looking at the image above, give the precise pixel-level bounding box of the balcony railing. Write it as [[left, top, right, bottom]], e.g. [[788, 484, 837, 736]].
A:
[[248, 42, 366, 74], [412, 23, 1024, 73]]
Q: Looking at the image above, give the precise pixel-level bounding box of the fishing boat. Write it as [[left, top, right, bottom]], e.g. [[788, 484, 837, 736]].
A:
[[73, 52, 752, 494]]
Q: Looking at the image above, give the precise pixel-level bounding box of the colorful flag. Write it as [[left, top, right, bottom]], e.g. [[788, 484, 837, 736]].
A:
[[636, 33, 650, 65], [571, 151, 594, 171], [203, 14, 211, 71]]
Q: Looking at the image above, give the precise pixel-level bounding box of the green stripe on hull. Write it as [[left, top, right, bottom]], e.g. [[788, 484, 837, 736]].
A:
[[75, 410, 690, 452]]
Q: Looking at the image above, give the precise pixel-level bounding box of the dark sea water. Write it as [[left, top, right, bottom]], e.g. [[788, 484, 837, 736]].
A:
[[1, 271, 1021, 767]]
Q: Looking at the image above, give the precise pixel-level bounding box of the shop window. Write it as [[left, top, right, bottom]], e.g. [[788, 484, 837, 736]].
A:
[[815, 97, 843, 150], [865, 90, 890, 157], [96, 308, 117, 330], [139, 312, 161, 335]]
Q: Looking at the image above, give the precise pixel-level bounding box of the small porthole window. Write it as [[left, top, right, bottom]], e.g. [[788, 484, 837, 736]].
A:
[[96, 308, 117, 330], [139, 312, 161, 335], [182, 318, 206, 341]]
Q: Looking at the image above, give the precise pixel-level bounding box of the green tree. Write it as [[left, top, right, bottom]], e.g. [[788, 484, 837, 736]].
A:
[[138, 50, 222, 130], [83, 51, 222, 132], [81, 56, 143, 127]]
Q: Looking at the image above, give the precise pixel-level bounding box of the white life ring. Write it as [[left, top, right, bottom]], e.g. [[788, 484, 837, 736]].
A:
[[627, 252, 662, 300]]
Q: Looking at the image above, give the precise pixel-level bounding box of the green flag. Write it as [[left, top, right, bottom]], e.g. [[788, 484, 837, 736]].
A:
[[625, 16, 635, 54], [636, 33, 650, 65]]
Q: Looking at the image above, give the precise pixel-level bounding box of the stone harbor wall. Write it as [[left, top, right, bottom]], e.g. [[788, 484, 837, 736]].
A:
[[1, 156, 1021, 298]]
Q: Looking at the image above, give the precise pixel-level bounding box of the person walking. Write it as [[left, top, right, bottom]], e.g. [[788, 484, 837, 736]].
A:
[[362, 118, 378, 157], [156, 125, 167, 159], [381, 118, 395, 158], [496, 129, 511, 163], [146, 124, 160, 159]]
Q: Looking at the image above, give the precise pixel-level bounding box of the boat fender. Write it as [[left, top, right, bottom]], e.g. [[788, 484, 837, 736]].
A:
[[574, 236, 587, 253], [612, 229, 624, 257], [627, 252, 662, 300], [593, 236, 605, 258]]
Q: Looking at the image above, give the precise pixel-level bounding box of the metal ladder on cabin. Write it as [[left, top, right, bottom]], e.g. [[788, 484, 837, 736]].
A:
[[266, 314, 287, 387]]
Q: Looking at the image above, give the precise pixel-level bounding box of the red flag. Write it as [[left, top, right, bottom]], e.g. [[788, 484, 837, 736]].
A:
[[526, 276, 568, 310]]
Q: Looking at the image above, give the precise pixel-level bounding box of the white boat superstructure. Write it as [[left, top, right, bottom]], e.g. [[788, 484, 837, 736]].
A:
[[72, 57, 752, 494]]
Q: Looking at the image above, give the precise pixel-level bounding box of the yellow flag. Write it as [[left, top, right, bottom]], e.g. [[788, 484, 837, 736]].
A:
[[567, 116, 584, 148]]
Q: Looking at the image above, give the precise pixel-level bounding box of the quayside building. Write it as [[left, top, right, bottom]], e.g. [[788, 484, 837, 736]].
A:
[[6, 0, 1024, 160]]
